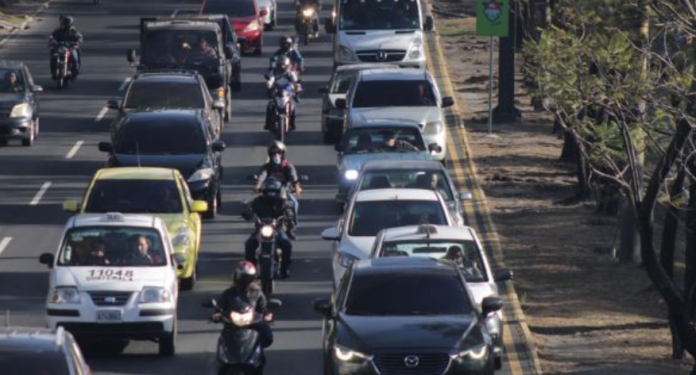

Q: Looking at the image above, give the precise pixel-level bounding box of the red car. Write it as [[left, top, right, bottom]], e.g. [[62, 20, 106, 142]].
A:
[[201, 0, 268, 55]]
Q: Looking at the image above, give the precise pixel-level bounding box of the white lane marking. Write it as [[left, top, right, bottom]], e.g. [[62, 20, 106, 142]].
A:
[[95, 107, 108, 122], [29, 182, 51, 206], [118, 77, 131, 91], [0, 237, 11, 256], [65, 140, 84, 159]]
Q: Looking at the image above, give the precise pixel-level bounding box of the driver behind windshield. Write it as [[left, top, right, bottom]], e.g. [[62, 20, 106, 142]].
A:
[[0, 70, 24, 93], [383, 131, 417, 151], [195, 36, 218, 59]]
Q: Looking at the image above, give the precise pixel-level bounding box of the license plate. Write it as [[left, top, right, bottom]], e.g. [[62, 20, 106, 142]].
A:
[[97, 310, 122, 322]]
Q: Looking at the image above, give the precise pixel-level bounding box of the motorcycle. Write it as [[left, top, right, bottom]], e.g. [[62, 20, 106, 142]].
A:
[[252, 215, 288, 295], [50, 41, 77, 89], [264, 75, 296, 142], [297, 5, 319, 46], [202, 298, 281, 375]]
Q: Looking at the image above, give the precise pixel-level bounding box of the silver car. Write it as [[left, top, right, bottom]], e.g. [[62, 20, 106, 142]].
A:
[[336, 68, 454, 162], [368, 224, 513, 370]]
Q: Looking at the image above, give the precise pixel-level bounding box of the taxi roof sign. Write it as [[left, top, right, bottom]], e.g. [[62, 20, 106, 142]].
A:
[[417, 224, 438, 235], [102, 213, 127, 222]]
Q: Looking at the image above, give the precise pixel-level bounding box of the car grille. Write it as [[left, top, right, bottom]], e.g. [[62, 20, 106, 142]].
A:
[[356, 49, 406, 63], [373, 353, 450, 375], [88, 291, 133, 306]]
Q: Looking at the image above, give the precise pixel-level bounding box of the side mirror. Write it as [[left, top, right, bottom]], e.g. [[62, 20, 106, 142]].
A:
[[106, 98, 120, 110], [267, 298, 283, 309], [191, 200, 209, 213], [224, 45, 235, 59], [458, 192, 473, 201], [212, 141, 226, 152], [442, 97, 454, 108], [321, 227, 340, 241], [127, 48, 137, 63], [98, 142, 113, 153], [481, 296, 503, 316], [494, 269, 513, 282], [324, 19, 335, 34], [428, 143, 442, 153], [313, 297, 333, 317], [247, 174, 259, 181], [424, 15, 434, 32], [334, 143, 343, 152], [260, 8, 269, 17], [62, 200, 80, 213], [299, 174, 310, 182], [173, 253, 186, 270], [318, 87, 329, 94], [201, 298, 217, 308], [39, 253, 54, 268], [31, 85, 43, 92], [334, 98, 347, 110]]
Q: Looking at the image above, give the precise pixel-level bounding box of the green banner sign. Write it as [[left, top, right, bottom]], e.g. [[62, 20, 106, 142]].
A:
[[476, 0, 509, 37]]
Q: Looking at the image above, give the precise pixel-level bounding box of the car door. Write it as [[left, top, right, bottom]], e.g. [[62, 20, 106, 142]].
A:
[[326, 70, 358, 130], [200, 77, 223, 132], [22, 66, 39, 118], [177, 173, 202, 251]]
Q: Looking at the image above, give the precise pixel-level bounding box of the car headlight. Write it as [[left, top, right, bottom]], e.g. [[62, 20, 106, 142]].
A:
[[139, 287, 172, 304], [188, 167, 214, 183], [302, 7, 315, 17], [424, 121, 444, 135], [407, 41, 424, 60], [171, 227, 191, 248], [451, 343, 488, 361], [334, 344, 370, 362], [259, 225, 275, 239], [337, 251, 360, 268], [50, 287, 81, 304], [344, 169, 359, 180], [338, 45, 358, 62], [10, 103, 31, 118], [244, 20, 260, 32]]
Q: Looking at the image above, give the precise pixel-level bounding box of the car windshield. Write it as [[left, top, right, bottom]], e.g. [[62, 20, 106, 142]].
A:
[[353, 80, 436, 107], [358, 170, 452, 200], [205, 0, 256, 17], [141, 30, 220, 72], [57, 226, 167, 267], [343, 127, 425, 154], [379, 240, 486, 281], [124, 81, 205, 109], [0, 68, 25, 93], [114, 119, 207, 155], [349, 200, 447, 237], [85, 179, 184, 214], [345, 272, 472, 315], [0, 351, 70, 375], [340, 0, 419, 31]]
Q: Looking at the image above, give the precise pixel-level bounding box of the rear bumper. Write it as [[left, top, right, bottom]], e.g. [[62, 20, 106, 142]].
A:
[[55, 321, 172, 339], [238, 33, 262, 53]]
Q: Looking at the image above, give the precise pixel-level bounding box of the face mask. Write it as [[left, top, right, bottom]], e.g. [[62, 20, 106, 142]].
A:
[[272, 156, 281, 165]]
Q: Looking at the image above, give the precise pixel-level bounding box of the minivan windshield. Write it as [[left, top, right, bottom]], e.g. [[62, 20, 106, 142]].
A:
[[340, 0, 420, 31]]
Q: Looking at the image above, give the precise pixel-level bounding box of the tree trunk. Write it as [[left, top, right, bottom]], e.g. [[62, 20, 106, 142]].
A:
[[618, 198, 641, 264]]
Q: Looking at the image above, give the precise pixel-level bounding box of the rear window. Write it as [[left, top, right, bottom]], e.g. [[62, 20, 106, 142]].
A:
[[345, 272, 472, 316], [0, 350, 70, 374], [353, 80, 436, 107], [124, 81, 205, 109], [85, 179, 183, 214], [115, 119, 207, 155], [379, 240, 486, 281], [359, 170, 452, 200], [204, 0, 256, 17], [349, 200, 447, 237]]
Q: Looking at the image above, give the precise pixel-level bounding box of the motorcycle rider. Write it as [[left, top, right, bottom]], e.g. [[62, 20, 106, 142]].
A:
[[265, 56, 300, 130], [49, 15, 83, 79], [294, 0, 322, 37], [269, 36, 304, 74], [212, 261, 274, 348], [243, 177, 294, 278], [254, 141, 302, 225]]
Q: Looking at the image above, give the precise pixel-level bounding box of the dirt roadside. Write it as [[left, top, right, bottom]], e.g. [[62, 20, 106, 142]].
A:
[[432, 0, 692, 373], [0, 0, 49, 37]]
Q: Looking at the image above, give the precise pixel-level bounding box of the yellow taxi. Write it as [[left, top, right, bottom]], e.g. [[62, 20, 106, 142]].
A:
[[63, 167, 207, 290]]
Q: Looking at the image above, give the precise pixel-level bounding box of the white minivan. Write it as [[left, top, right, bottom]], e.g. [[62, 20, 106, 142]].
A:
[[326, 0, 433, 69], [39, 213, 180, 356]]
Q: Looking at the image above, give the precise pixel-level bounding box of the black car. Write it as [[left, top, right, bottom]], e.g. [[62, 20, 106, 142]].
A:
[[107, 71, 224, 135], [98, 110, 226, 218], [0, 61, 42, 147], [0, 326, 91, 374], [314, 257, 503, 375]]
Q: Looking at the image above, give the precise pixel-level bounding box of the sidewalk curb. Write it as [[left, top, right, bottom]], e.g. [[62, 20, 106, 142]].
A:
[[425, 6, 544, 375], [0, 0, 53, 47]]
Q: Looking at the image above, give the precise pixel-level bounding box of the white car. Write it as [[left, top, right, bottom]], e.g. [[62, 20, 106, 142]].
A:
[[337, 68, 454, 162], [367, 224, 513, 369], [259, 0, 277, 30], [321, 188, 455, 286], [39, 213, 180, 356]]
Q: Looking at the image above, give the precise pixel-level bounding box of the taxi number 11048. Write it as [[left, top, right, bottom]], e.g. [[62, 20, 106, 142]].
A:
[[86, 269, 135, 282]]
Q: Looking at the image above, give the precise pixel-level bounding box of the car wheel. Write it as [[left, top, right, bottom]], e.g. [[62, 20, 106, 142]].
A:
[[34, 117, 40, 135], [203, 194, 218, 220], [494, 355, 502, 370], [224, 90, 232, 122], [180, 262, 197, 291], [158, 320, 176, 356], [21, 121, 36, 147]]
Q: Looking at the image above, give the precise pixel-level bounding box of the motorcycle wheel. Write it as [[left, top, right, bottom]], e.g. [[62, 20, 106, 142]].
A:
[[275, 116, 285, 142], [58, 76, 68, 89], [259, 258, 274, 295]]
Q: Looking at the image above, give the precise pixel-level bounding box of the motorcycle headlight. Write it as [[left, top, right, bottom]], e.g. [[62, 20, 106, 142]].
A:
[[10, 103, 31, 119], [337, 251, 360, 268], [344, 169, 359, 180], [450, 343, 489, 361], [338, 45, 358, 62], [334, 344, 370, 362], [188, 167, 214, 183], [260, 225, 275, 239], [302, 7, 315, 17], [424, 121, 444, 134], [139, 287, 172, 304], [244, 20, 260, 32], [171, 227, 191, 248], [230, 310, 254, 327], [50, 287, 81, 304]]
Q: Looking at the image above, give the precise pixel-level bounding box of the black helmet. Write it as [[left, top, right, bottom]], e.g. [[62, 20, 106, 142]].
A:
[[262, 177, 283, 198], [267, 140, 286, 157], [61, 16, 74, 29], [233, 261, 257, 290], [279, 36, 293, 50]]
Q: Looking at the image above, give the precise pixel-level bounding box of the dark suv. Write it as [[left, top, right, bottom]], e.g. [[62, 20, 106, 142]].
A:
[[0, 326, 91, 375], [99, 110, 226, 218], [107, 71, 224, 135], [314, 257, 503, 375]]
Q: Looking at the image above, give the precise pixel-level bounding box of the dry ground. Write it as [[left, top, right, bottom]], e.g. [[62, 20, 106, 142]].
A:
[[433, 0, 693, 373]]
